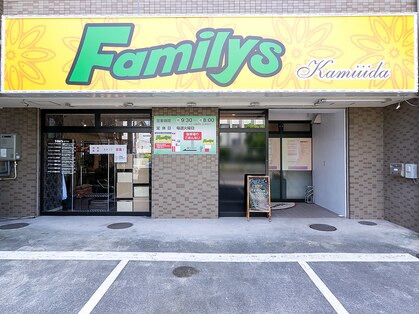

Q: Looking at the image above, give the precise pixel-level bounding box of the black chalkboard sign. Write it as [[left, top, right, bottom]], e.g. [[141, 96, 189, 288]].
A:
[[246, 175, 272, 221]]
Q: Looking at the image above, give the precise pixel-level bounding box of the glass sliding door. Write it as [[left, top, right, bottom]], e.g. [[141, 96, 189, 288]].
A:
[[41, 111, 151, 215], [219, 110, 267, 216], [69, 134, 116, 212], [281, 137, 312, 199]]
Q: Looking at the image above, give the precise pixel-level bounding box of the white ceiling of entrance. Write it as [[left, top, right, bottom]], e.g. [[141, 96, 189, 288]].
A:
[[0, 93, 416, 109]]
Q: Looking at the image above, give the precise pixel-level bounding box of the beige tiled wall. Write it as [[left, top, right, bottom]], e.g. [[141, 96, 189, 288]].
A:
[[383, 102, 419, 232], [152, 108, 218, 218], [3, 0, 415, 15], [139, 0, 416, 14], [3, 1, 139, 14], [348, 108, 385, 219], [0, 109, 39, 218]]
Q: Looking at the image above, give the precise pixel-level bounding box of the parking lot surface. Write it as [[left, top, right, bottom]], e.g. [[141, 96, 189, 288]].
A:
[[0, 215, 418, 313]]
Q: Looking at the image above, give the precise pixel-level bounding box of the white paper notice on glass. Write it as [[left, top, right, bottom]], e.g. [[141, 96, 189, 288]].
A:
[[89, 144, 127, 163], [114, 145, 127, 163], [0, 149, 6, 158]]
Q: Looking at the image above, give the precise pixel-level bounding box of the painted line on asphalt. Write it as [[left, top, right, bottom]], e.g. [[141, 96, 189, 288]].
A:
[[299, 261, 349, 314], [78, 259, 129, 314], [0, 251, 418, 262]]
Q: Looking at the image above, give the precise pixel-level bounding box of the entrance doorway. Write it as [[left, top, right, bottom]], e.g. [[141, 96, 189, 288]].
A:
[[218, 109, 347, 218], [269, 121, 312, 202], [219, 110, 267, 216], [41, 110, 152, 215], [269, 109, 348, 217]]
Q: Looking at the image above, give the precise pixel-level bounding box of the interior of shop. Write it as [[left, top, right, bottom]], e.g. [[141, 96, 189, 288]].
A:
[[41, 111, 152, 215], [219, 109, 347, 218]]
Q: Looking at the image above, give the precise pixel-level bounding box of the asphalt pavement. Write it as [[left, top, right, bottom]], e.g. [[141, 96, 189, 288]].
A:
[[0, 215, 418, 314]]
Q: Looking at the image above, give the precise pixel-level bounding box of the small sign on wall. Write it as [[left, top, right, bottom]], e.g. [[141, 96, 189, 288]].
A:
[[153, 116, 216, 155]]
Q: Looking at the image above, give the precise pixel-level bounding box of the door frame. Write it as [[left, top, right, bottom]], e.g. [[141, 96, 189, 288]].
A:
[[218, 109, 269, 217]]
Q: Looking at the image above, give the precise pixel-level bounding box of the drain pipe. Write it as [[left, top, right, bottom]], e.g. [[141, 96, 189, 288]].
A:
[[0, 161, 18, 181]]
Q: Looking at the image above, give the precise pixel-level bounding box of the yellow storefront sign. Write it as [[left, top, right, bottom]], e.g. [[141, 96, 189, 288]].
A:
[[1, 15, 417, 93]]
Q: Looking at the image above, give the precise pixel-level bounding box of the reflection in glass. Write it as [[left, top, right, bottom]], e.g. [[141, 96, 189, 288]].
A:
[[219, 111, 265, 129], [45, 114, 95, 127], [100, 114, 150, 127], [282, 171, 312, 199], [42, 132, 151, 214], [219, 132, 266, 215]]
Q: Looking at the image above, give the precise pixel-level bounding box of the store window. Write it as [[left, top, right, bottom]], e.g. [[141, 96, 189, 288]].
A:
[[45, 114, 95, 127], [100, 114, 151, 127], [220, 111, 266, 129], [41, 110, 151, 215]]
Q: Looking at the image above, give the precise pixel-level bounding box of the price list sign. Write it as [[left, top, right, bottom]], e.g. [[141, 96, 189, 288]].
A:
[[47, 140, 75, 174]]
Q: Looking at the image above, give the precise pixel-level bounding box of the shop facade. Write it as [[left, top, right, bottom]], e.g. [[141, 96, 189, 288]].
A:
[[0, 1, 418, 232]]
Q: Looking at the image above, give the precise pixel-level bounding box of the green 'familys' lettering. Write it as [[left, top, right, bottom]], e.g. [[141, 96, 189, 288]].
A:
[[66, 24, 286, 87], [66, 23, 134, 85]]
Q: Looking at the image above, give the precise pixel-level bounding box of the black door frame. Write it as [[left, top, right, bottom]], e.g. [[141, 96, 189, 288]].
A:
[[40, 109, 152, 216], [218, 109, 269, 217]]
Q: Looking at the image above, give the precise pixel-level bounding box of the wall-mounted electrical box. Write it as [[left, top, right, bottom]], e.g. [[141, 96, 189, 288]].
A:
[[404, 163, 418, 179], [390, 163, 404, 176], [0, 134, 21, 161]]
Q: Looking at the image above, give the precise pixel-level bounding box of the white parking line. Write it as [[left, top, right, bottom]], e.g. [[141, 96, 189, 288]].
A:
[[1, 251, 416, 314], [299, 261, 349, 314], [0, 251, 417, 262], [78, 259, 129, 314]]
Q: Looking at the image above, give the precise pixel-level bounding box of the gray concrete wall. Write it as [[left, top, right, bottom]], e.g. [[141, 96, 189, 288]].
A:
[[383, 102, 419, 232], [0, 108, 39, 218], [2, 0, 416, 15], [152, 108, 219, 218], [348, 108, 385, 219]]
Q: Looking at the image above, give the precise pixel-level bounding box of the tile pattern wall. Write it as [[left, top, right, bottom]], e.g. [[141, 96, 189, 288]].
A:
[[348, 108, 385, 219], [3, 0, 415, 15], [0, 109, 39, 218], [3, 1, 139, 14], [383, 103, 419, 232], [152, 108, 218, 218], [139, 0, 416, 14]]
